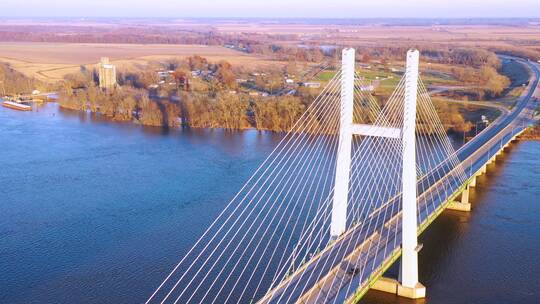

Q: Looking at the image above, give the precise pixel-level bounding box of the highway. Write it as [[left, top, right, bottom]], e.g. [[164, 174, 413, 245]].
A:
[[258, 57, 540, 304]]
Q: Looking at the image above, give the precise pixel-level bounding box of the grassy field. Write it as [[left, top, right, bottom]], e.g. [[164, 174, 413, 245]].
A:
[[315, 62, 462, 100], [0, 42, 279, 83], [316, 71, 337, 81]]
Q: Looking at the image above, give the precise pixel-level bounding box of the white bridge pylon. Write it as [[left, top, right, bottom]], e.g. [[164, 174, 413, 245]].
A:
[[331, 48, 425, 296], [146, 46, 468, 304]]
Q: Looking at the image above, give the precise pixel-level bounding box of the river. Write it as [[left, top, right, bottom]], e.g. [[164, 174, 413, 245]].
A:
[[1, 103, 539, 303], [363, 141, 540, 303]]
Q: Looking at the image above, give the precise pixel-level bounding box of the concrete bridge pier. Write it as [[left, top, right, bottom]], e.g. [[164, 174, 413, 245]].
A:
[[469, 175, 477, 187], [480, 164, 487, 175], [447, 185, 471, 212]]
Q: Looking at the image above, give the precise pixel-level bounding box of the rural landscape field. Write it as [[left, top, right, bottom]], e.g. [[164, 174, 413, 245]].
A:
[[2, 21, 540, 81], [0, 42, 277, 83], [1, 18, 539, 131]]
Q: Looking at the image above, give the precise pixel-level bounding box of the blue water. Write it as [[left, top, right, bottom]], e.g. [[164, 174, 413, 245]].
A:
[[0, 104, 282, 303], [1, 103, 540, 303], [363, 140, 540, 304]]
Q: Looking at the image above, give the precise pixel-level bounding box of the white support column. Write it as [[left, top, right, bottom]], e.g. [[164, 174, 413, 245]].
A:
[[399, 49, 425, 298], [331, 48, 355, 238]]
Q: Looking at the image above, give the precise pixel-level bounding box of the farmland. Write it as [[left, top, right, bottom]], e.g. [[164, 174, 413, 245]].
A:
[[0, 42, 279, 83]]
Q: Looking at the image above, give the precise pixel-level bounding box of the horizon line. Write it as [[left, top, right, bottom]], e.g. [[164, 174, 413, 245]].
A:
[[1, 16, 540, 20]]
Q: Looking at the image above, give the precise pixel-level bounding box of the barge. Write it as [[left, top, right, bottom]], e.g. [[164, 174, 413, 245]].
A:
[[2, 101, 32, 111]]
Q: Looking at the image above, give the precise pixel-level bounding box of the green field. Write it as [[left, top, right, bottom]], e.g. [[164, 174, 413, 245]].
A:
[[316, 71, 337, 81]]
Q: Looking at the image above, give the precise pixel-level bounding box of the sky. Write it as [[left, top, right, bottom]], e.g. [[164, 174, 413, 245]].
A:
[[1, 0, 539, 18]]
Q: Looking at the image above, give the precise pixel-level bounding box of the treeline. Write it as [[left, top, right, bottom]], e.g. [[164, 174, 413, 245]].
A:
[[422, 48, 501, 67], [59, 87, 310, 131], [346, 46, 501, 67], [0, 63, 45, 95], [0, 25, 226, 45], [60, 84, 475, 134], [432, 99, 473, 133], [179, 93, 308, 131], [59, 86, 183, 127], [491, 46, 540, 62], [521, 122, 540, 140], [423, 47, 510, 99], [243, 43, 329, 62], [449, 65, 510, 99]]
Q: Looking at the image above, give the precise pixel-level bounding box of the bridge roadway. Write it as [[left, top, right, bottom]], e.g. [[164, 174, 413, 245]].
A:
[[258, 57, 540, 304]]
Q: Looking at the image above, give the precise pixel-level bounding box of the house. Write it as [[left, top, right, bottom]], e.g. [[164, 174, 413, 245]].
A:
[[157, 71, 169, 78], [358, 63, 371, 69], [301, 82, 321, 89], [359, 85, 375, 92]]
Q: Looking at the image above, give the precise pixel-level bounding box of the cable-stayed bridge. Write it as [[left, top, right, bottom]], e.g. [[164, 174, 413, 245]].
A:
[[146, 49, 539, 304]]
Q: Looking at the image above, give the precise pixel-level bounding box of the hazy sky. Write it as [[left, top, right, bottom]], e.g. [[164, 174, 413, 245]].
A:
[[2, 0, 539, 18]]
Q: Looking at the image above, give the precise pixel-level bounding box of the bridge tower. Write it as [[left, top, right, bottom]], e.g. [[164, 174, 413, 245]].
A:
[[398, 49, 426, 298], [331, 48, 355, 238], [331, 48, 425, 298]]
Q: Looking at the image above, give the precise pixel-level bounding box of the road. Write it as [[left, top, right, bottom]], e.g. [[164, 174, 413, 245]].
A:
[[258, 57, 540, 304]]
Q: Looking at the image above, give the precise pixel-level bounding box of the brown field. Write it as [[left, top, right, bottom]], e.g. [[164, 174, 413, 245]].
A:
[[1, 22, 540, 84], [217, 23, 540, 60], [0, 42, 278, 83], [217, 23, 540, 45]]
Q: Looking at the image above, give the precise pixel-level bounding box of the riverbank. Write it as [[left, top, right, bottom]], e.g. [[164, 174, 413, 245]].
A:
[[520, 123, 540, 139]]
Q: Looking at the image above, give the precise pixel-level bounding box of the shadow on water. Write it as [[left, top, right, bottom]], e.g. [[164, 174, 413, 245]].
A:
[[54, 102, 285, 158], [1, 102, 292, 304], [361, 143, 521, 304]]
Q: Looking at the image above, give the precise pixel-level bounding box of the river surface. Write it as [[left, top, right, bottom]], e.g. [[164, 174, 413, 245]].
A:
[[1, 103, 539, 303]]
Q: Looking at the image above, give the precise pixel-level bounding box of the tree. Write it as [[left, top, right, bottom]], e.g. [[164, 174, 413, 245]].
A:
[[188, 55, 208, 71], [284, 61, 297, 76], [215, 61, 237, 89]]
